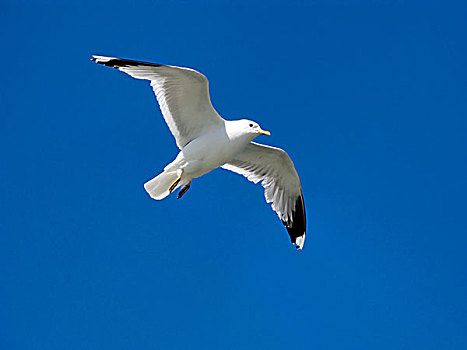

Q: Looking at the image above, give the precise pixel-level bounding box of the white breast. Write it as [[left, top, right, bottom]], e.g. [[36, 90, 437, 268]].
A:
[[177, 124, 253, 178]]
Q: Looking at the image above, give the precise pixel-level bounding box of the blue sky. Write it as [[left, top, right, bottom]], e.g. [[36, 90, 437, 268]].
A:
[[1, 0, 466, 349]]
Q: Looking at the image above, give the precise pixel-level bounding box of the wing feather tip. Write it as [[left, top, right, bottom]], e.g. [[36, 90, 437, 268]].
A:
[[282, 193, 306, 250], [294, 234, 305, 250], [90, 55, 164, 69]]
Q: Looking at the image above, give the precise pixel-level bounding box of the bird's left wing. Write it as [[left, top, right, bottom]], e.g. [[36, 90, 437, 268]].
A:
[[91, 55, 224, 149], [221, 142, 306, 249]]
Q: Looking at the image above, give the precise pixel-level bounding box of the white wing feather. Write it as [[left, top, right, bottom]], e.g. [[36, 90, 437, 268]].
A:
[[91, 55, 224, 149], [222, 142, 306, 249]]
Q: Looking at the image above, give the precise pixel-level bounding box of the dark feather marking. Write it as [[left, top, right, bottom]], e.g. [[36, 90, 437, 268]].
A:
[[91, 57, 165, 69], [282, 191, 306, 248]]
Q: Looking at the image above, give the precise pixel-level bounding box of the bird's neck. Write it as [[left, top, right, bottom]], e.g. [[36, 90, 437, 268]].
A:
[[224, 120, 256, 143]]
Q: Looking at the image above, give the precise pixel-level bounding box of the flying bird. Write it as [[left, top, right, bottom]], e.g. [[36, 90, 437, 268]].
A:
[[91, 55, 306, 249]]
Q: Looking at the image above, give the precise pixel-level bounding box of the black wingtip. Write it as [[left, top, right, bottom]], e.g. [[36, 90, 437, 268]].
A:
[[282, 192, 306, 248], [91, 56, 164, 69]]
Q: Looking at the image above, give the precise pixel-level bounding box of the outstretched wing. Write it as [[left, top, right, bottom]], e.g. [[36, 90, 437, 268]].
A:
[[222, 142, 306, 249], [91, 55, 224, 149]]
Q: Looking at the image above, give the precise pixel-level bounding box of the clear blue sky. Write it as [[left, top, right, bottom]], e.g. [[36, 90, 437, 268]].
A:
[[1, 1, 466, 349]]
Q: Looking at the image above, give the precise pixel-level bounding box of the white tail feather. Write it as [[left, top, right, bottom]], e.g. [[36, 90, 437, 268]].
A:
[[144, 170, 180, 200]]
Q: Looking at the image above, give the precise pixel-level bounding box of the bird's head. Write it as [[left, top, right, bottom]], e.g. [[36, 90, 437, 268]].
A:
[[239, 119, 271, 138]]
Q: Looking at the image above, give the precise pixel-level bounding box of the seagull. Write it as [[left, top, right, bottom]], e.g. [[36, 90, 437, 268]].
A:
[[91, 55, 307, 249]]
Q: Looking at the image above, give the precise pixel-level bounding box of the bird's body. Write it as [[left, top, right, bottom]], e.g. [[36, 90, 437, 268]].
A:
[[92, 55, 307, 249], [170, 120, 258, 185]]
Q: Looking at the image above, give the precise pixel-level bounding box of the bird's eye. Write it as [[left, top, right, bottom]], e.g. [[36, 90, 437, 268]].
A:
[[249, 124, 254, 127]]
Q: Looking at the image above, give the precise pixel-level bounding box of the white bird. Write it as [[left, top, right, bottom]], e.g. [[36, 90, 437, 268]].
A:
[[92, 55, 306, 249]]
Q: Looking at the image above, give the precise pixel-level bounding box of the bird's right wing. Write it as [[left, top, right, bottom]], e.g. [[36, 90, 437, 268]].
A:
[[222, 142, 306, 249], [91, 55, 224, 149]]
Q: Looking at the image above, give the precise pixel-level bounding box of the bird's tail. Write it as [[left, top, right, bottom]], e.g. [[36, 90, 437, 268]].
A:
[[144, 170, 181, 200]]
